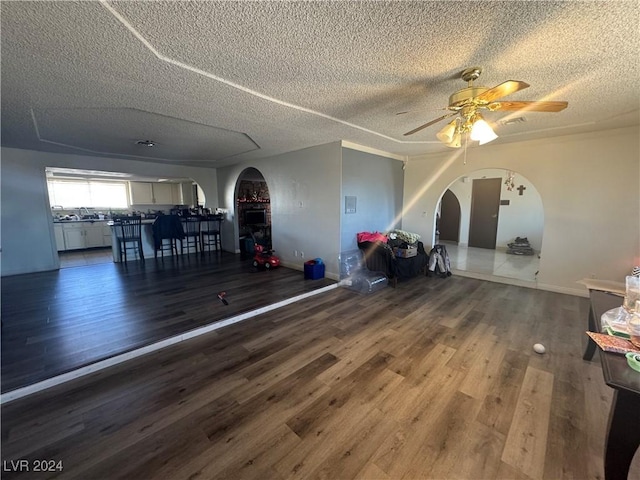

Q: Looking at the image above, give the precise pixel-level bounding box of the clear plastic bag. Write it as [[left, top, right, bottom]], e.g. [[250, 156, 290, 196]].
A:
[[339, 250, 388, 294]]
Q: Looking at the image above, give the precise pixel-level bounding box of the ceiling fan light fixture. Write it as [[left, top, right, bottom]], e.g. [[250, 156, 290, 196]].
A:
[[447, 131, 462, 148], [436, 120, 458, 144], [470, 116, 498, 145]]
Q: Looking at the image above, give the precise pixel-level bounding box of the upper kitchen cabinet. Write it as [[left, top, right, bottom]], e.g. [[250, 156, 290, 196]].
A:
[[153, 183, 174, 205], [180, 182, 195, 207], [129, 182, 154, 204], [129, 182, 181, 205]]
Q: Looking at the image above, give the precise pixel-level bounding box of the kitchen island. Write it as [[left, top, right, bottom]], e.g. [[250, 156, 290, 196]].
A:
[[108, 218, 160, 262]]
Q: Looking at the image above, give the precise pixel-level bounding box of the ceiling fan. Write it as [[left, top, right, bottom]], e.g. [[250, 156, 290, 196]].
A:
[[403, 67, 568, 147]]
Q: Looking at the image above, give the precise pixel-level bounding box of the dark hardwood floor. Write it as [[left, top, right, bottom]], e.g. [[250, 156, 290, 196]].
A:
[[3, 275, 637, 479], [1, 252, 335, 393]]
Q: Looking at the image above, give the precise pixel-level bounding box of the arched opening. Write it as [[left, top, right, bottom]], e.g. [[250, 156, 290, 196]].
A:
[[234, 167, 272, 256], [434, 168, 543, 283], [437, 189, 461, 243], [45, 167, 206, 267]]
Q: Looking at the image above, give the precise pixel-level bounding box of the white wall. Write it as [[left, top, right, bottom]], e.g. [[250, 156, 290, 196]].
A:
[[215, 142, 343, 279], [341, 148, 404, 253], [0, 147, 219, 276], [445, 169, 544, 251], [403, 127, 640, 296]]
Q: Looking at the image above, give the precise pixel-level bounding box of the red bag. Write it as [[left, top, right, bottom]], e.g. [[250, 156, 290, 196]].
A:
[[357, 231, 387, 243]]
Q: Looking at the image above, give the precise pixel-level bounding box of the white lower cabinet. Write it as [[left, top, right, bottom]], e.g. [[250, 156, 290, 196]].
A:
[[85, 225, 105, 248], [102, 224, 112, 247], [54, 224, 66, 251], [63, 224, 85, 250], [58, 222, 109, 250]]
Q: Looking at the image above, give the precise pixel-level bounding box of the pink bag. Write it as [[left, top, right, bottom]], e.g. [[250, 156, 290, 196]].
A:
[[357, 231, 387, 243]]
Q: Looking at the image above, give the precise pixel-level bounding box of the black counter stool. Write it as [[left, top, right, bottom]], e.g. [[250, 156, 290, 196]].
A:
[[201, 214, 223, 254], [152, 215, 183, 258], [114, 216, 144, 263], [180, 216, 201, 254]]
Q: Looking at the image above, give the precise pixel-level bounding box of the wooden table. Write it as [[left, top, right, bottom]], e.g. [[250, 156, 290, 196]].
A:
[[584, 289, 640, 480]]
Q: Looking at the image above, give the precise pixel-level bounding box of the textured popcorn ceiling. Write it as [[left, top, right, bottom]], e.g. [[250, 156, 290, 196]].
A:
[[1, 1, 638, 167]]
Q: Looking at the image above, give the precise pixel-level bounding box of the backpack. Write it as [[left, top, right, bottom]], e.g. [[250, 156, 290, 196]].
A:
[[427, 244, 452, 278]]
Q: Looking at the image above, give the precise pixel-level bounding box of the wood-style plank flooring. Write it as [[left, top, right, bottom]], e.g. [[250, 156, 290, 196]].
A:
[[1, 252, 334, 393], [3, 275, 637, 479]]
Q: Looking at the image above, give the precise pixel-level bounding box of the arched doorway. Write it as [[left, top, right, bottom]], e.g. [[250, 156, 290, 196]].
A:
[[434, 169, 543, 282], [438, 189, 461, 243], [234, 168, 271, 255]]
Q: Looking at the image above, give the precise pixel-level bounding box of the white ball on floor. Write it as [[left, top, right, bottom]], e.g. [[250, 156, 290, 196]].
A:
[[533, 343, 546, 354]]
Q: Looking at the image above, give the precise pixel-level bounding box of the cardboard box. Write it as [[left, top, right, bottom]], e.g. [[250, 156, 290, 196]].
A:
[[304, 261, 325, 280], [394, 246, 418, 258]]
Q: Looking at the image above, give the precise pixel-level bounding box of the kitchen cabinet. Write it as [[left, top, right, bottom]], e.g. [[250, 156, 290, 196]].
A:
[[129, 182, 182, 205], [63, 225, 85, 250], [54, 224, 66, 251], [173, 183, 182, 204], [59, 222, 108, 250], [102, 224, 112, 247], [85, 224, 104, 248], [152, 183, 174, 204], [129, 182, 154, 204], [180, 182, 194, 206]]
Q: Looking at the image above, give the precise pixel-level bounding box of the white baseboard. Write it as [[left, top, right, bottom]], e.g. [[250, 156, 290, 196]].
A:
[[451, 269, 587, 297], [535, 283, 588, 298]]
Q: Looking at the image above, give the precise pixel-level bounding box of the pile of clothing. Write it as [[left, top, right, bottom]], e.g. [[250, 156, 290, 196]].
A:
[[507, 236, 534, 255], [427, 244, 452, 278]]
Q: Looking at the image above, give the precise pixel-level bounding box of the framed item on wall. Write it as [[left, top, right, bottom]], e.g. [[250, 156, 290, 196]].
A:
[[345, 196, 357, 214]]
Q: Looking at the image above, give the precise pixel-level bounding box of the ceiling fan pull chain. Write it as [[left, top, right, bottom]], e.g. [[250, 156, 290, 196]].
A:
[[463, 132, 469, 165]]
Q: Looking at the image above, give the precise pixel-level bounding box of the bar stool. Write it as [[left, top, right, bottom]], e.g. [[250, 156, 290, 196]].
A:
[[201, 214, 223, 254], [152, 215, 183, 258], [114, 216, 144, 263], [180, 216, 201, 254]]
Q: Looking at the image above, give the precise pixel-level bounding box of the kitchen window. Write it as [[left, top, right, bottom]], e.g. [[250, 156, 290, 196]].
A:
[[47, 179, 128, 209]]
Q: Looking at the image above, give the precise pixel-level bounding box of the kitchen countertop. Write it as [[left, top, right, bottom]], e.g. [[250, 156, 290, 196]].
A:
[[107, 219, 157, 226], [55, 218, 159, 224], [53, 219, 110, 223]]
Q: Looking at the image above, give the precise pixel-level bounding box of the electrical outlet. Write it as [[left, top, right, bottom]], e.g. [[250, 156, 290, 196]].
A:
[[294, 250, 298, 257], [300, 251, 304, 259]]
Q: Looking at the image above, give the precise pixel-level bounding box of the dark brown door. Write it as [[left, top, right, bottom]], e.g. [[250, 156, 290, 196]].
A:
[[439, 189, 460, 242], [469, 178, 501, 249]]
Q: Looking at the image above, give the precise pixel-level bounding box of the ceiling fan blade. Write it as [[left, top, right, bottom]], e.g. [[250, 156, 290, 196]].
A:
[[490, 100, 568, 112], [403, 112, 457, 136], [476, 80, 530, 103]]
